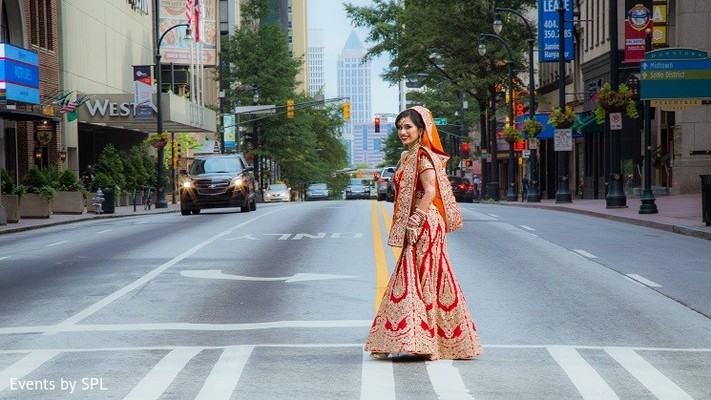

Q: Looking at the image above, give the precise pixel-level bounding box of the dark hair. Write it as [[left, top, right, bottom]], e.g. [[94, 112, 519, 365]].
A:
[[395, 108, 425, 131]]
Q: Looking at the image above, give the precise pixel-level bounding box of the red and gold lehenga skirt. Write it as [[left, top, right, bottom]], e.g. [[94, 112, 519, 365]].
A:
[[365, 207, 483, 360]]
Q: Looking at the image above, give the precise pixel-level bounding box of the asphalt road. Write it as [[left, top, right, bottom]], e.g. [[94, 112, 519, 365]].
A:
[[0, 200, 708, 399]]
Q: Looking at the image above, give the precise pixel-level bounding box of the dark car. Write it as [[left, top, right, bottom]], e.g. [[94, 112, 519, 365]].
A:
[[179, 154, 257, 215], [305, 183, 330, 201], [345, 179, 371, 200], [448, 176, 475, 203], [376, 166, 396, 201]]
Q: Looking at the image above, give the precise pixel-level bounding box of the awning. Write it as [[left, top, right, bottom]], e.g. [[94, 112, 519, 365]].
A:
[[0, 104, 60, 122], [516, 113, 584, 140], [573, 114, 603, 134]]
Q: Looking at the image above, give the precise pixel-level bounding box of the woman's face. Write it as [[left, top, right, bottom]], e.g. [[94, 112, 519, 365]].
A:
[[397, 116, 423, 148]]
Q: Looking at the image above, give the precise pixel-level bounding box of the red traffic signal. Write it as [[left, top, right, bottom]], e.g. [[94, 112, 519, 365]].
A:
[[374, 116, 381, 133], [460, 142, 470, 157]]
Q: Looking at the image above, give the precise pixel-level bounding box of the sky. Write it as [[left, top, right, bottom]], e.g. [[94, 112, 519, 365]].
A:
[[307, 0, 400, 115]]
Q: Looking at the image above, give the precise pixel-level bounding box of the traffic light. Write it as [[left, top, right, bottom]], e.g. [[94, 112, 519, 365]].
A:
[[343, 100, 350, 121], [460, 142, 471, 157], [374, 116, 381, 133], [286, 99, 295, 119]]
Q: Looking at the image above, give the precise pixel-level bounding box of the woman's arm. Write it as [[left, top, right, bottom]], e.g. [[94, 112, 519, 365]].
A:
[[415, 168, 436, 214]]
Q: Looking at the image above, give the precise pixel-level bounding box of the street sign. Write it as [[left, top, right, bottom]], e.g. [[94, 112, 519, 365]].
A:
[[554, 129, 572, 151], [434, 117, 447, 126], [640, 48, 711, 99]]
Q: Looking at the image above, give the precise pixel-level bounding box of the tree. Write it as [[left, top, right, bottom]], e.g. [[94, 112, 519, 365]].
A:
[[345, 0, 535, 136]]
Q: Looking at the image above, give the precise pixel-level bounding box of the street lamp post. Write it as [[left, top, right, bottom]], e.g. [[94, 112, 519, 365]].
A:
[[154, 1, 190, 209], [639, 28, 658, 214], [231, 86, 259, 154], [479, 33, 516, 201], [606, 0, 627, 208], [495, 7, 540, 202]]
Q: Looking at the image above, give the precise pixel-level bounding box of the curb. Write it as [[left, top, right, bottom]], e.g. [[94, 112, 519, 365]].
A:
[[0, 209, 178, 235]]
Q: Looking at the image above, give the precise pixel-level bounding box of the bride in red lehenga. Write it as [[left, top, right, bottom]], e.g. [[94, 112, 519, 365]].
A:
[[365, 106, 482, 361]]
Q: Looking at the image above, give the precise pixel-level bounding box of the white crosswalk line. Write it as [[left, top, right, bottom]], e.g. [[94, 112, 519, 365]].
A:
[[123, 347, 201, 400], [547, 346, 619, 400], [605, 347, 693, 400], [0, 350, 60, 392], [426, 360, 474, 400], [195, 345, 254, 400], [360, 352, 395, 400]]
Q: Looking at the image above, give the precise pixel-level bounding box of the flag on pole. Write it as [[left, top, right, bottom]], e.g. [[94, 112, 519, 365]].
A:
[[51, 90, 74, 105], [185, 0, 193, 30], [194, 0, 202, 42]]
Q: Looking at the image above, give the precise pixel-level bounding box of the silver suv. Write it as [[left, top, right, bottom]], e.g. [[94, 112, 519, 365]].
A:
[[377, 166, 396, 201]]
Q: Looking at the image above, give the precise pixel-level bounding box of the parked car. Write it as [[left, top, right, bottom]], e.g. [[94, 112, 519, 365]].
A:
[[376, 166, 396, 201], [263, 183, 291, 202], [448, 176, 475, 203], [305, 183, 330, 201], [179, 154, 257, 215], [345, 179, 371, 200]]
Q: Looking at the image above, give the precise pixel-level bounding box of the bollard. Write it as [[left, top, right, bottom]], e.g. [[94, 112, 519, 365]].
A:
[[92, 188, 104, 214]]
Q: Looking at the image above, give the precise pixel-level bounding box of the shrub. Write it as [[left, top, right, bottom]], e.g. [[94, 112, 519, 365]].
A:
[[21, 166, 55, 200], [1, 168, 15, 194], [56, 169, 85, 192]]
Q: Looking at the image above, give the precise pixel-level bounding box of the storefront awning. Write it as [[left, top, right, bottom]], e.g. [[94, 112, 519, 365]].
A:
[[0, 104, 60, 122], [572, 114, 604, 134], [76, 93, 216, 134]]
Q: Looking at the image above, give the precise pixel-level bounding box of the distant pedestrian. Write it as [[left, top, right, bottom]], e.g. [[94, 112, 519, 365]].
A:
[[473, 175, 482, 200], [521, 177, 529, 201], [82, 165, 95, 190]]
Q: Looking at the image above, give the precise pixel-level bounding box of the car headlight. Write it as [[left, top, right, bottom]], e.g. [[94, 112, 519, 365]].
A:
[[231, 176, 244, 187], [182, 180, 194, 189]]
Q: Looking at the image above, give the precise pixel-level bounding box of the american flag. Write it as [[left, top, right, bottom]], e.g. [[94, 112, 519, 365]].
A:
[[194, 0, 202, 43], [185, 0, 193, 30]]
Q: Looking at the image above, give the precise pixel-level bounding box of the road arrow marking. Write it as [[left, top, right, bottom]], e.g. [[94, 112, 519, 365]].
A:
[[180, 269, 357, 283]]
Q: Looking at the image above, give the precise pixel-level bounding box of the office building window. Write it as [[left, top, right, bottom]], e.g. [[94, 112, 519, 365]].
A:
[[30, 0, 54, 50]]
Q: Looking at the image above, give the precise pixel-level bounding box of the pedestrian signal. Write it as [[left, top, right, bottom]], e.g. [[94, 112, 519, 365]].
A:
[[374, 116, 381, 133]]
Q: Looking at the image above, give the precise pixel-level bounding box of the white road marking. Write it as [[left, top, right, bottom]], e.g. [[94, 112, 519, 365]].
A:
[[519, 225, 535, 231], [51, 210, 280, 330], [605, 347, 693, 400], [0, 256, 10, 261], [46, 240, 68, 247], [96, 230, 111, 234], [547, 346, 619, 400], [488, 213, 499, 218], [625, 274, 661, 288], [426, 360, 474, 400], [195, 346, 254, 400], [124, 347, 201, 400], [0, 350, 60, 391], [574, 249, 598, 259], [180, 269, 358, 283], [360, 352, 395, 400]]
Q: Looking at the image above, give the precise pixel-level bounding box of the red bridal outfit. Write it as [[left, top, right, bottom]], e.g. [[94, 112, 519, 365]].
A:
[[364, 107, 482, 360]]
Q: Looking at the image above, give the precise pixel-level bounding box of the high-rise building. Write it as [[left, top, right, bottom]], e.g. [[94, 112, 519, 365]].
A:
[[338, 30, 390, 168], [308, 29, 325, 97]]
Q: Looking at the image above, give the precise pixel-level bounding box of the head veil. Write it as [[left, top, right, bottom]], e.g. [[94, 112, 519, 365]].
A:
[[387, 107, 463, 247]]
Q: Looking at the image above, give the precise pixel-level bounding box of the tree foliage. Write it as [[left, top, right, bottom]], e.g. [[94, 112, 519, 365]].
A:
[[219, 0, 348, 190], [345, 0, 536, 131]]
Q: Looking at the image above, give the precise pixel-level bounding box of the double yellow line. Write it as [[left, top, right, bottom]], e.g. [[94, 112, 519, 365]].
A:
[[370, 201, 401, 310]]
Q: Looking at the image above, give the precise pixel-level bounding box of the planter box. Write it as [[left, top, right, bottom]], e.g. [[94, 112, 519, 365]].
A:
[[19, 193, 52, 219], [1, 194, 20, 223], [52, 191, 85, 214], [119, 193, 130, 206]]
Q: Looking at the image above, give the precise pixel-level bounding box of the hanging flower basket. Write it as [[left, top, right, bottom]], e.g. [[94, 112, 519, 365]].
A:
[[145, 132, 170, 149], [503, 125, 522, 143], [593, 83, 639, 124], [521, 118, 544, 137], [548, 106, 577, 129]]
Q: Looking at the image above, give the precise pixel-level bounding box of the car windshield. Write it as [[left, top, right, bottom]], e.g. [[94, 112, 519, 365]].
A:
[[381, 168, 395, 178], [309, 183, 327, 190], [268, 184, 287, 191], [349, 179, 366, 186], [189, 158, 241, 174], [449, 176, 464, 184]]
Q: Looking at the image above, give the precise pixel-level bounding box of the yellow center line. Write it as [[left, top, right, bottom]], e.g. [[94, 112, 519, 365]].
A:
[[377, 201, 401, 262], [370, 201, 390, 310]]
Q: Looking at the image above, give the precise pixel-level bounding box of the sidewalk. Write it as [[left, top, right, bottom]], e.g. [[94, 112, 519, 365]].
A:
[[498, 192, 711, 241], [0, 201, 180, 235], [1, 194, 709, 241]]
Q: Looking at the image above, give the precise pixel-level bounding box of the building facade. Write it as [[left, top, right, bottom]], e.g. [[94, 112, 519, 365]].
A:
[[307, 28, 324, 97]]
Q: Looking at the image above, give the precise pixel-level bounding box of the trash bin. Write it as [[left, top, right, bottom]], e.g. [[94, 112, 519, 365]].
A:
[[101, 186, 116, 214], [701, 175, 711, 226]]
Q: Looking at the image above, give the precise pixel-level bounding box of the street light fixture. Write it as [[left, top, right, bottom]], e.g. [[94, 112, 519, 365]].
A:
[[154, 0, 191, 209], [555, 3, 572, 203], [495, 7, 540, 202], [639, 28, 658, 214], [479, 33, 517, 202]]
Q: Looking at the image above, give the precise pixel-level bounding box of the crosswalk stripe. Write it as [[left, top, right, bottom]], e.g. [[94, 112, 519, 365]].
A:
[[604, 347, 693, 400], [0, 350, 60, 392], [426, 360, 474, 400], [123, 347, 201, 400], [195, 346, 254, 400], [547, 346, 619, 400], [360, 352, 395, 400]]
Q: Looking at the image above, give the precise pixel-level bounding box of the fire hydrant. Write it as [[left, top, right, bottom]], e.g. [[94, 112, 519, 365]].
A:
[[92, 188, 105, 214]]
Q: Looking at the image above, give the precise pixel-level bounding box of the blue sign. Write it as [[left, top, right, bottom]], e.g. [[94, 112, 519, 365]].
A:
[[538, 0, 575, 62], [0, 43, 40, 104], [640, 57, 711, 99]]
